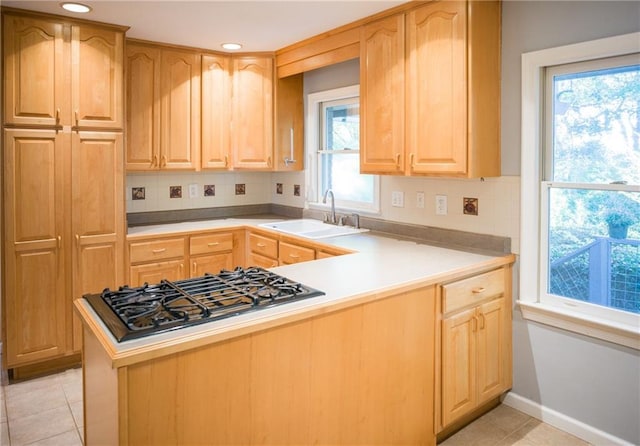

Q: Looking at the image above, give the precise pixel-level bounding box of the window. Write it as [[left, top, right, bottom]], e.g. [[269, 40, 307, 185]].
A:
[[520, 33, 640, 349], [306, 85, 379, 213]]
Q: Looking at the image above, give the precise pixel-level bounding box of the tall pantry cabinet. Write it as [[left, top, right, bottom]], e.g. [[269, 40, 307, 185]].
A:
[[2, 10, 126, 373]]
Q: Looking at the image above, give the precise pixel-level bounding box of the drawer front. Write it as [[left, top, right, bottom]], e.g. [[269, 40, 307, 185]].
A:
[[129, 238, 185, 264], [279, 242, 315, 265], [248, 252, 279, 269], [443, 268, 505, 313], [249, 233, 278, 259], [190, 232, 234, 255]]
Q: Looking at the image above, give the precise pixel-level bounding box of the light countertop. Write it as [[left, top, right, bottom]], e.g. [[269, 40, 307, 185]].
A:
[[75, 218, 515, 367]]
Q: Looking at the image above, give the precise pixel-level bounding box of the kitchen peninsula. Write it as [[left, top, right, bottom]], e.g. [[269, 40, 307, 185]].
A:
[[76, 219, 515, 445]]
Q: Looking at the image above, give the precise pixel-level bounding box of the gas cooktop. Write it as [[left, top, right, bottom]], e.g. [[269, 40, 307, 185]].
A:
[[84, 267, 324, 342]]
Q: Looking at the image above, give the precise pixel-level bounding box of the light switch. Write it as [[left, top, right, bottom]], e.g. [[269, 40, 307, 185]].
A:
[[391, 191, 404, 207], [435, 195, 447, 215]]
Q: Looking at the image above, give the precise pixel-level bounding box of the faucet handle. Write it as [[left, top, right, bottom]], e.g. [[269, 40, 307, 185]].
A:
[[351, 213, 360, 229]]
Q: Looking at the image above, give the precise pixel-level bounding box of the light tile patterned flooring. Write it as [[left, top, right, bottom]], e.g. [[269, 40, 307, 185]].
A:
[[0, 367, 590, 446]]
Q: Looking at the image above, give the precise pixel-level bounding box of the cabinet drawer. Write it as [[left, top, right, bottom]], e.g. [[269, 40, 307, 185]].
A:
[[129, 238, 185, 264], [190, 232, 234, 255], [247, 252, 279, 269], [248, 233, 278, 259], [443, 268, 505, 313], [279, 242, 315, 265]]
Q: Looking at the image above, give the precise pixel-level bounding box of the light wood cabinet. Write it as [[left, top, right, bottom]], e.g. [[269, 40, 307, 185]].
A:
[[125, 41, 200, 170], [2, 11, 125, 371], [201, 53, 231, 169], [189, 232, 235, 276], [127, 237, 187, 287], [360, 1, 501, 178], [231, 56, 274, 170], [2, 129, 69, 366], [439, 267, 511, 429], [279, 241, 315, 265], [247, 231, 279, 268], [273, 74, 304, 171]]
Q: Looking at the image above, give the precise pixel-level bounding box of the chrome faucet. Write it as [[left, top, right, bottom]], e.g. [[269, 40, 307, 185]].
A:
[[322, 189, 337, 224]]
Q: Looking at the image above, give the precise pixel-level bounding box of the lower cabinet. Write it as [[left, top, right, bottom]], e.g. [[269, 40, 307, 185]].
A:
[[439, 266, 512, 430], [130, 260, 185, 286], [189, 232, 235, 275], [127, 237, 187, 287], [279, 241, 315, 265], [247, 231, 279, 268]]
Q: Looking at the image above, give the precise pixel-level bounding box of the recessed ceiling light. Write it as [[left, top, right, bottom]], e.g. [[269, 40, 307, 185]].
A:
[[221, 43, 242, 51], [60, 2, 92, 13]]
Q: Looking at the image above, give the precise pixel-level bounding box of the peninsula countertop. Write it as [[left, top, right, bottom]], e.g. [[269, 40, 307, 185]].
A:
[[75, 218, 515, 368]]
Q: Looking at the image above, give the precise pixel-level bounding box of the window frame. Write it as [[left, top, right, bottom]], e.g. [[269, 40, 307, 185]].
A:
[[520, 32, 640, 350], [305, 85, 380, 215]]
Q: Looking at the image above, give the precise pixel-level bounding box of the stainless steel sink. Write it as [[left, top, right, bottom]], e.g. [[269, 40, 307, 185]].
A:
[[259, 219, 368, 239]]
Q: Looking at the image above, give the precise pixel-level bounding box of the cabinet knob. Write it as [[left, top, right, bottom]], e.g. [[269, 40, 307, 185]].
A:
[[395, 153, 401, 167], [57, 235, 62, 249], [192, 261, 197, 274], [151, 248, 166, 254], [74, 110, 79, 126], [224, 155, 229, 167], [478, 313, 486, 329], [410, 153, 415, 168], [152, 154, 158, 167], [56, 108, 61, 124], [472, 287, 486, 294], [161, 155, 167, 167]]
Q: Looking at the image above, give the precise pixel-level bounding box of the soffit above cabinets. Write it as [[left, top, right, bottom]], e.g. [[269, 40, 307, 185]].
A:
[[1, 1, 404, 52]]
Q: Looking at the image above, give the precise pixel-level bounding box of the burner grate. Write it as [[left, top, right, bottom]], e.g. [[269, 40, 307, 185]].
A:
[[84, 267, 324, 342]]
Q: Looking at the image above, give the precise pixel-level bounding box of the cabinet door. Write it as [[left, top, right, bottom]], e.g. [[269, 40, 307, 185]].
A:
[[126, 43, 161, 170], [476, 298, 507, 404], [441, 307, 476, 427], [71, 25, 124, 129], [160, 49, 200, 169], [201, 54, 231, 169], [247, 253, 279, 269], [71, 132, 124, 350], [3, 14, 68, 127], [3, 129, 67, 366], [359, 14, 405, 175], [130, 260, 185, 287], [191, 253, 234, 277], [231, 56, 273, 170], [273, 74, 304, 171], [406, 1, 467, 175]]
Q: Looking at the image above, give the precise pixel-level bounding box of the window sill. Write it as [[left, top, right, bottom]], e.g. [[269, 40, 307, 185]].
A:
[[518, 300, 640, 350]]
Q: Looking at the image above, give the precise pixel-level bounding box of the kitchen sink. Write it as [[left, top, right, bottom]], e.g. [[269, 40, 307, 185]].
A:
[[259, 219, 368, 239]]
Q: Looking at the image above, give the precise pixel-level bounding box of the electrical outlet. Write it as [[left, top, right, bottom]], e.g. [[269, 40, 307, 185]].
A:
[[391, 191, 404, 207], [435, 195, 447, 215], [416, 192, 425, 208], [188, 183, 198, 198]]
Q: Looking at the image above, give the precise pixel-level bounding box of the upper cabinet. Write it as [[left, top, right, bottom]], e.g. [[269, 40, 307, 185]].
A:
[[231, 56, 274, 170], [3, 13, 124, 130], [273, 74, 304, 171], [201, 53, 231, 169], [360, 1, 501, 178], [125, 42, 200, 170]]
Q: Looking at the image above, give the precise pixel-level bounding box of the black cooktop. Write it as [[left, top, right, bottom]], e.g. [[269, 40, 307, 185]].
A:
[[84, 267, 324, 342]]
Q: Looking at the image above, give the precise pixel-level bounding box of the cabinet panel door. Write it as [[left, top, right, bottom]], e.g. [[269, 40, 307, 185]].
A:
[[71, 132, 124, 349], [407, 2, 467, 175], [130, 260, 185, 287], [3, 14, 68, 127], [231, 56, 273, 170], [3, 129, 67, 366], [441, 307, 476, 427], [161, 50, 200, 169], [72, 25, 123, 129], [476, 298, 506, 404], [359, 14, 405, 174], [201, 54, 231, 169], [126, 44, 161, 170], [192, 253, 234, 277]]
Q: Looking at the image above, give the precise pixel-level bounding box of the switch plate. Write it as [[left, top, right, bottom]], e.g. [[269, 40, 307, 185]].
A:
[[188, 183, 198, 198], [391, 191, 404, 207], [416, 192, 425, 208], [435, 195, 447, 215]]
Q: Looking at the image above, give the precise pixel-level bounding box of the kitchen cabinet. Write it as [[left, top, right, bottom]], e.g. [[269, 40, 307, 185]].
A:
[[2, 10, 125, 374], [438, 267, 512, 430], [360, 1, 501, 178], [128, 237, 187, 287], [247, 231, 279, 268], [2, 128, 68, 366], [279, 241, 315, 265], [201, 53, 231, 169], [273, 74, 304, 171], [231, 56, 274, 170], [3, 13, 124, 129], [189, 232, 235, 276], [125, 41, 200, 170]]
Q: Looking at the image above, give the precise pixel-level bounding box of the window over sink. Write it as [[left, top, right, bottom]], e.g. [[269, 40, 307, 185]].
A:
[[306, 85, 380, 214]]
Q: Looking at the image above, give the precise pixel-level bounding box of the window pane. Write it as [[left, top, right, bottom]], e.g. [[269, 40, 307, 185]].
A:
[[320, 153, 374, 204], [547, 187, 640, 313], [551, 63, 640, 184], [324, 102, 359, 151]]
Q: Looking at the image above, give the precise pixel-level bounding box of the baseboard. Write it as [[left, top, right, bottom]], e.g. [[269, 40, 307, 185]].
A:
[[502, 392, 634, 446]]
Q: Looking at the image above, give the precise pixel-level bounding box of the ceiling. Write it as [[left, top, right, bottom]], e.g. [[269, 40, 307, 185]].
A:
[[2, 0, 405, 52]]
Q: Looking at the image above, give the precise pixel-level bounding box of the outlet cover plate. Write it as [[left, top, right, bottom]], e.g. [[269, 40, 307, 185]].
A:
[[391, 191, 404, 207], [416, 192, 425, 208], [435, 195, 447, 215]]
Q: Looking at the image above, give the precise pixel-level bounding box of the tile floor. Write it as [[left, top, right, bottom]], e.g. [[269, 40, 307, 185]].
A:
[[0, 367, 590, 446]]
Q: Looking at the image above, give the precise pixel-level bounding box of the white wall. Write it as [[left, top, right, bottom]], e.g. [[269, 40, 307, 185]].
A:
[[502, 2, 640, 444]]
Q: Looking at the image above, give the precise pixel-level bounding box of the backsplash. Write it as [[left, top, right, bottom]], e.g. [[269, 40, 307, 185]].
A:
[[127, 172, 520, 254]]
